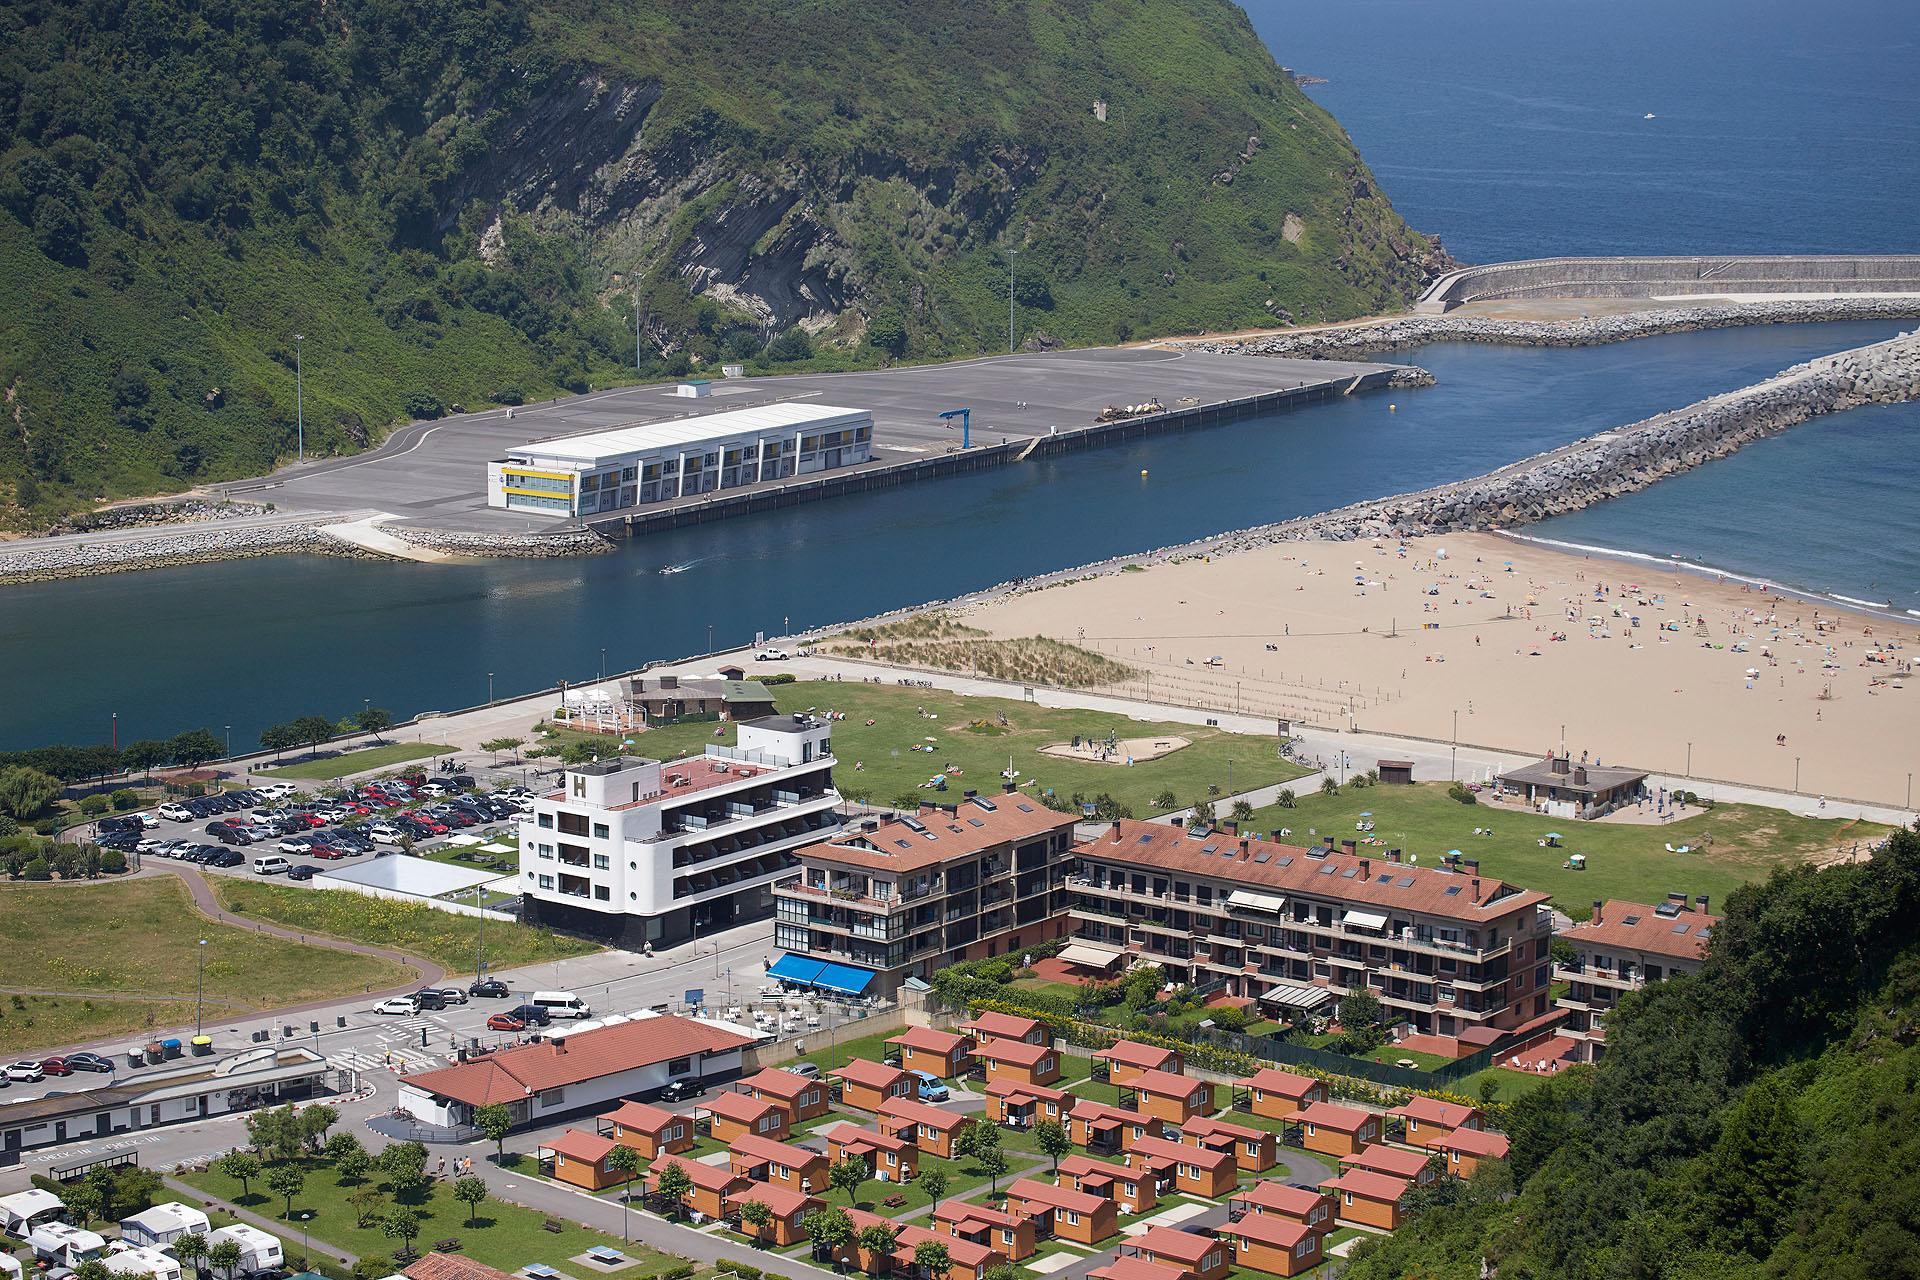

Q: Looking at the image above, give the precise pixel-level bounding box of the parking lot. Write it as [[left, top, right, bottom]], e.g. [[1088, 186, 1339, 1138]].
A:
[[89, 772, 531, 884]]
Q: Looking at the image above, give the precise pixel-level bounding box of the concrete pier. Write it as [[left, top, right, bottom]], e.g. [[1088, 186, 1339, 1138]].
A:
[[1415, 254, 1920, 313]]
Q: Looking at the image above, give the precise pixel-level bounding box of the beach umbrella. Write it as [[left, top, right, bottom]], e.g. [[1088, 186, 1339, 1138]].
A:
[[1358, 812, 1372, 817], [1545, 832, 1562, 839], [1447, 849, 1463, 857]]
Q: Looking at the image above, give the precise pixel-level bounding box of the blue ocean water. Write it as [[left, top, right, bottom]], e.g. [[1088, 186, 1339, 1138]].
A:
[[1247, 0, 1920, 603]]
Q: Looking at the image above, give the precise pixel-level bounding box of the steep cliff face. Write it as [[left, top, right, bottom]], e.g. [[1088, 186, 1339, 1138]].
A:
[[0, 0, 1442, 520]]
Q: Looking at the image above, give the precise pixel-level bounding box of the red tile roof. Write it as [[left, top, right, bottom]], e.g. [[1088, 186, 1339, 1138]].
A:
[[540, 1129, 617, 1163], [1388, 1097, 1480, 1129], [1096, 1041, 1177, 1070], [974, 1039, 1052, 1068], [728, 1134, 824, 1169], [934, 1201, 1022, 1231], [727, 1181, 817, 1218], [825, 1122, 912, 1155], [649, 1153, 746, 1194], [705, 1092, 786, 1125], [1007, 1177, 1105, 1216], [740, 1068, 820, 1100], [895, 1221, 997, 1269], [1235, 1068, 1318, 1099], [1058, 1155, 1143, 1184], [1090, 1259, 1185, 1280], [1298, 1101, 1377, 1133], [888, 1026, 967, 1056], [795, 801, 1074, 874], [1132, 1226, 1219, 1264], [1342, 1143, 1430, 1181], [1070, 1099, 1152, 1127], [599, 1100, 678, 1133], [404, 1255, 517, 1280], [1319, 1168, 1411, 1202], [1085, 820, 1549, 921], [1130, 1069, 1207, 1101], [1221, 1215, 1315, 1250], [985, 1078, 1070, 1104], [961, 1012, 1043, 1041], [1433, 1128, 1510, 1159], [1231, 1181, 1330, 1218], [834, 1058, 908, 1090], [1181, 1115, 1267, 1145], [1566, 900, 1719, 960], [1131, 1134, 1232, 1172], [880, 1096, 974, 1132], [401, 1014, 753, 1107]]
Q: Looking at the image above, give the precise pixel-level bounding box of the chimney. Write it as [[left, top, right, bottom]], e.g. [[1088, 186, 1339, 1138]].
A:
[[1169, 815, 1184, 826], [1003, 781, 1017, 795], [1110, 820, 1123, 843], [1239, 839, 1250, 860], [1551, 755, 1570, 776], [552, 1036, 566, 1053], [1324, 836, 1336, 849], [1695, 894, 1710, 913], [1592, 900, 1603, 923], [1667, 891, 1687, 908], [1360, 858, 1371, 880], [1573, 766, 1588, 786], [660, 674, 678, 690], [963, 789, 978, 800], [920, 801, 936, 816], [1472, 877, 1482, 903], [1386, 848, 1401, 863], [1222, 820, 1238, 836], [1341, 839, 1358, 855], [1465, 859, 1480, 874]]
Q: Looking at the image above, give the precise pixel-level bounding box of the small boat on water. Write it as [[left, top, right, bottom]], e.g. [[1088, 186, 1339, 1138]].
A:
[[1644, 112, 1657, 120]]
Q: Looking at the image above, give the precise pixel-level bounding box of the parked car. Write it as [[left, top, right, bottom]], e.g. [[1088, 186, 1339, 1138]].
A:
[[287, 865, 316, 881], [469, 979, 511, 999], [911, 1070, 949, 1102], [413, 989, 447, 1011], [787, 1062, 821, 1079], [485, 1013, 525, 1032], [64, 1052, 112, 1073], [277, 838, 312, 855], [368, 825, 404, 845], [209, 850, 246, 868], [157, 803, 195, 822], [38, 1057, 72, 1077], [373, 997, 418, 1015], [6, 1061, 46, 1083], [755, 649, 790, 661], [659, 1079, 699, 1104], [507, 1003, 551, 1026], [437, 987, 469, 1005]]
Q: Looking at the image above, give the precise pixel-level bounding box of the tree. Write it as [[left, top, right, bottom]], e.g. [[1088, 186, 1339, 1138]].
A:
[[653, 1159, 694, 1219], [1339, 988, 1386, 1048], [474, 1103, 514, 1160], [63, 1179, 103, 1226], [74, 1262, 112, 1280], [957, 1122, 1008, 1192], [169, 728, 224, 769], [347, 1186, 386, 1229], [767, 327, 814, 363], [1274, 788, 1297, 809], [78, 793, 108, 816], [215, 1150, 262, 1199], [1152, 789, 1178, 810], [1231, 799, 1255, 824], [0, 766, 62, 818], [109, 787, 139, 810], [380, 1207, 422, 1256], [355, 708, 395, 741], [266, 1163, 305, 1219], [1320, 777, 1340, 797], [123, 740, 169, 779], [326, 1131, 368, 1176], [480, 737, 525, 763], [1190, 798, 1215, 828], [290, 716, 336, 757], [829, 1154, 867, 1205], [378, 1140, 430, 1202], [259, 724, 298, 760], [247, 1104, 303, 1161], [298, 1103, 339, 1152], [857, 1223, 899, 1264], [802, 1205, 854, 1265], [352, 1258, 395, 1280], [739, 1197, 774, 1243], [453, 1175, 489, 1225], [173, 1232, 209, 1276], [913, 1240, 952, 1280], [1034, 1119, 1071, 1171], [606, 1142, 641, 1239], [917, 1165, 948, 1210], [867, 311, 907, 357], [208, 1239, 244, 1280]]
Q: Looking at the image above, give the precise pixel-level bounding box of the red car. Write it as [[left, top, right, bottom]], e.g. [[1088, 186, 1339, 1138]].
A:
[[39, 1056, 72, 1077], [309, 845, 347, 860], [486, 1014, 524, 1032], [298, 813, 326, 829], [413, 817, 448, 835]]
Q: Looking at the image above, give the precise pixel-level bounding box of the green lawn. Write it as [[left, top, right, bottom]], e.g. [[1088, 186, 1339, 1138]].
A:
[[541, 681, 1307, 817], [1356, 1045, 1454, 1071], [184, 1155, 688, 1278], [1238, 781, 1892, 910], [0, 878, 410, 1052], [212, 879, 598, 976], [260, 742, 456, 780], [788, 1028, 906, 1075]]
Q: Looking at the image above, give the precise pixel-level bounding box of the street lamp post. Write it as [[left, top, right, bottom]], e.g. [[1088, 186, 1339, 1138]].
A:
[[1007, 248, 1018, 354], [224, 725, 231, 760], [1686, 741, 1692, 778], [195, 938, 208, 1036], [293, 334, 305, 463], [1794, 756, 1801, 792], [601, 648, 607, 684], [488, 671, 494, 706], [1451, 709, 1458, 782]]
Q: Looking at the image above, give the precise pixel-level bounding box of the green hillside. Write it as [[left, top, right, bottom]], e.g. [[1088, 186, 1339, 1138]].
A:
[[0, 0, 1442, 521]]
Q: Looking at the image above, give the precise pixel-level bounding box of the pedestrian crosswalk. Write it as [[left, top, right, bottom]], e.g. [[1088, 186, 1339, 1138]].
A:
[[330, 1043, 441, 1074]]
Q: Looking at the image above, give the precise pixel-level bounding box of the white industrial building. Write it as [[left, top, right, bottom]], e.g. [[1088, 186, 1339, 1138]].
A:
[[518, 714, 842, 948], [487, 402, 874, 516]]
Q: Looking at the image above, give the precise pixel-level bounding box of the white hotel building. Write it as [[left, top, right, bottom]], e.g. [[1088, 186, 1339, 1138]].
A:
[[487, 402, 874, 517], [518, 714, 843, 948]]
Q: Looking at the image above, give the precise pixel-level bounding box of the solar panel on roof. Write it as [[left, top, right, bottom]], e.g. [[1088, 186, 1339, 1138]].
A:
[[1274, 856, 1293, 867], [1671, 923, 1690, 934], [966, 818, 985, 828], [1376, 874, 1393, 883], [1201, 845, 1219, 854], [1319, 864, 1338, 875], [1444, 885, 1462, 896], [1395, 876, 1415, 888], [1015, 803, 1035, 813], [1340, 867, 1360, 878], [1254, 852, 1271, 863]]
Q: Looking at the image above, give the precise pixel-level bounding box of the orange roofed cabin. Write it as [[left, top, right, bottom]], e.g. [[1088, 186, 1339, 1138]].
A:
[[878, 1096, 975, 1159], [1320, 1168, 1413, 1231], [727, 1134, 831, 1194], [1069, 1099, 1161, 1155], [886, 1026, 969, 1079], [1006, 1177, 1117, 1246], [738, 1067, 831, 1123], [1228, 1180, 1335, 1232], [1058, 1155, 1158, 1215], [1090, 1259, 1185, 1280], [840, 1212, 1006, 1280], [985, 1078, 1070, 1130], [1126, 1134, 1237, 1200], [726, 1182, 821, 1248], [704, 1090, 790, 1145], [935, 1200, 1040, 1262], [1234, 1068, 1327, 1122], [540, 1129, 624, 1191], [1432, 1126, 1510, 1177], [824, 1122, 920, 1182], [646, 1154, 748, 1220], [973, 1037, 1062, 1088], [834, 1058, 913, 1112], [1095, 1040, 1182, 1085], [1179, 1114, 1277, 1173], [1296, 1101, 1380, 1158], [1128, 1069, 1213, 1126], [1388, 1096, 1484, 1150], [598, 1100, 694, 1160], [1125, 1226, 1231, 1280], [1342, 1142, 1438, 1187], [1220, 1213, 1324, 1277], [959, 1011, 1048, 1046]]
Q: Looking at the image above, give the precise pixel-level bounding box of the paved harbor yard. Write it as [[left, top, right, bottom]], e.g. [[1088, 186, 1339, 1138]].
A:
[[243, 347, 1395, 533]]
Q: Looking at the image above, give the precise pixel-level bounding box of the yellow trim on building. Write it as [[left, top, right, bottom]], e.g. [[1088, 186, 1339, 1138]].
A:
[[502, 467, 577, 483], [503, 486, 576, 500]]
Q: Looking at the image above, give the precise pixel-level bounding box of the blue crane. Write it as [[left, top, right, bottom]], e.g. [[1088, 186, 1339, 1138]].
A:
[[937, 407, 971, 449]]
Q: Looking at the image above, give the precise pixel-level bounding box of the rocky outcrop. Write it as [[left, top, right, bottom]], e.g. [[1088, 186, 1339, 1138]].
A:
[[46, 499, 275, 534], [1191, 296, 1920, 361]]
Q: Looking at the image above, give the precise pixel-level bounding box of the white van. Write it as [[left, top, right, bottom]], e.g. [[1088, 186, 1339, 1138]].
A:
[[531, 991, 591, 1019], [252, 855, 291, 876]]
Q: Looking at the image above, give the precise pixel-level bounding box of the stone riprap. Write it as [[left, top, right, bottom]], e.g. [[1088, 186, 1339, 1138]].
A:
[[0, 517, 370, 584], [47, 498, 276, 534], [386, 526, 616, 558], [1191, 296, 1920, 362]]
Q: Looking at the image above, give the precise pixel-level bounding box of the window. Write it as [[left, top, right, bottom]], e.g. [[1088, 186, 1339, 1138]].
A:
[[668, 1057, 692, 1075], [538, 844, 554, 859], [594, 822, 611, 839], [538, 874, 554, 889], [593, 885, 611, 901], [538, 813, 554, 829], [1062, 1211, 1080, 1226], [667, 1123, 684, 1141], [758, 1115, 780, 1133], [538, 1087, 566, 1106], [593, 854, 611, 870], [1295, 1240, 1314, 1259]]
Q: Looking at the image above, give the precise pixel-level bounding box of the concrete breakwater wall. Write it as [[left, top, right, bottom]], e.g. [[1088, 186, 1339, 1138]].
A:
[[1415, 254, 1920, 313], [1253, 329, 1920, 543], [1193, 296, 1920, 362]]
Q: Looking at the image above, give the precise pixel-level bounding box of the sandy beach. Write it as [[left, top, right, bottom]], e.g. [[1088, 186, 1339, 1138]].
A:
[[950, 533, 1919, 808]]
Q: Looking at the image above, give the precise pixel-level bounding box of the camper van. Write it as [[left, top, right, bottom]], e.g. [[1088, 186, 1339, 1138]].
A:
[[206, 1224, 282, 1273], [119, 1202, 210, 1250], [104, 1243, 184, 1280], [29, 1222, 106, 1267], [0, 1188, 65, 1238], [530, 990, 591, 1019]]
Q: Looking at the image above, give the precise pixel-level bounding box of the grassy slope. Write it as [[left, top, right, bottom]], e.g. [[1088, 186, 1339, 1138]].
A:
[[546, 679, 1308, 815], [1238, 782, 1890, 911], [212, 878, 598, 976], [0, 0, 1429, 520]]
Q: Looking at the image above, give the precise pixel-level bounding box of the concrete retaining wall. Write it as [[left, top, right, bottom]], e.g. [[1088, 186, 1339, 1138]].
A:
[[1416, 254, 1920, 313]]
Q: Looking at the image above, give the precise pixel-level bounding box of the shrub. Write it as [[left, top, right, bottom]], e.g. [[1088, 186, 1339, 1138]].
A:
[[403, 391, 445, 420], [1447, 782, 1477, 805], [1207, 1005, 1251, 1032], [766, 327, 814, 363], [100, 849, 127, 874], [1274, 788, 1297, 809], [22, 857, 51, 881], [661, 1267, 696, 1280], [109, 789, 139, 810], [77, 794, 109, 816], [758, 672, 796, 685]]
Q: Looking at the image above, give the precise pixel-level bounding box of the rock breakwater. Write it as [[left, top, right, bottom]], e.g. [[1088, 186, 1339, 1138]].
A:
[[0, 518, 370, 585], [386, 526, 616, 558], [1192, 296, 1920, 361]]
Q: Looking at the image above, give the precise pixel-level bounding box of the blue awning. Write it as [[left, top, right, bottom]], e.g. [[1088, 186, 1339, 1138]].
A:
[[767, 954, 827, 985], [813, 962, 877, 995]]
